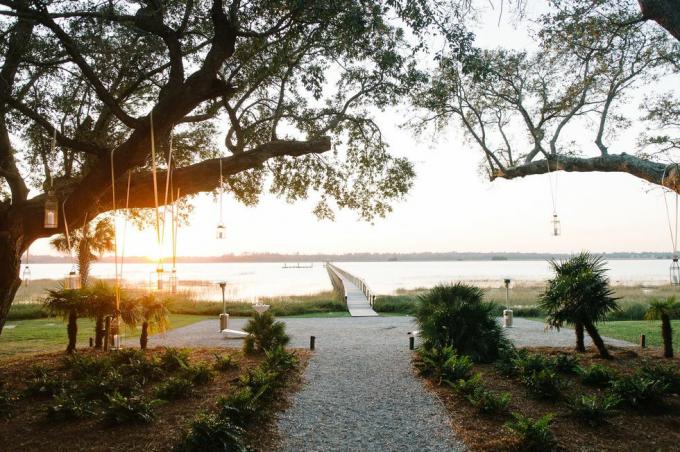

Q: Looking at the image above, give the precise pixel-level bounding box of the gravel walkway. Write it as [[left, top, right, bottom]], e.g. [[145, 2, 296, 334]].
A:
[[140, 316, 633, 451]]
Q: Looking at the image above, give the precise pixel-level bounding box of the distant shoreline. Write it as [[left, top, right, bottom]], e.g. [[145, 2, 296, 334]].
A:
[[22, 251, 674, 264]]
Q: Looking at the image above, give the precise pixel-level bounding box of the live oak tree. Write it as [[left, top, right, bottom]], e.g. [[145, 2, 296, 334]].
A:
[[415, 0, 680, 192], [0, 0, 421, 333]]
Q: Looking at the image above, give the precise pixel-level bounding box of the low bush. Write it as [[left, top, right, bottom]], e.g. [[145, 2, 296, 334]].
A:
[[0, 385, 15, 419], [416, 346, 472, 384], [521, 369, 564, 400], [415, 283, 509, 362], [609, 375, 668, 410], [578, 364, 618, 387], [23, 368, 64, 398], [263, 346, 299, 373], [7, 303, 49, 320], [118, 356, 165, 384], [638, 361, 680, 394], [110, 349, 147, 366], [467, 388, 511, 415], [567, 394, 619, 426], [605, 302, 649, 321], [213, 353, 239, 372], [155, 377, 194, 400], [79, 369, 141, 400], [183, 363, 214, 385], [102, 392, 158, 425], [451, 373, 484, 395], [552, 353, 580, 374], [243, 312, 290, 354], [64, 354, 113, 380], [219, 387, 262, 427], [174, 412, 246, 452], [159, 348, 190, 372], [495, 347, 523, 377], [373, 295, 419, 314], [514, 353, 554, 376], [46, 393, 93, 422], [504, 413, 557, 452]]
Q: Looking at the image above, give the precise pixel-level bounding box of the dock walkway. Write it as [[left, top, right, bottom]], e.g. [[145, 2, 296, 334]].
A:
[[326, 263, 378, 317]]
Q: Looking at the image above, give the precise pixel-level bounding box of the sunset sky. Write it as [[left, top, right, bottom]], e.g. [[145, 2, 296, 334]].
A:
[[28, 4, 675, 258]]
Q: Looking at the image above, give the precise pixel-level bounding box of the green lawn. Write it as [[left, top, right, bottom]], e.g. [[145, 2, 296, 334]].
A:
[[0, 314, 212, 359], [596, 320, 680, 352]]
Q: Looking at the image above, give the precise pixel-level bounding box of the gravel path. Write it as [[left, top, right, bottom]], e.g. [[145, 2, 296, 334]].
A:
[[140, 316, 633, 451]]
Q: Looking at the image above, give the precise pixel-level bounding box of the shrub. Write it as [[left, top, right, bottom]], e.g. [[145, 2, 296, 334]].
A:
[[0, 386, 15, 420], [505, 413, 557, 452], [609, 375, 668, 409], [219, 387, 261, 427], [243, 312, 290, 354], [567, 394, 619, 426], [264, 346, 299, 373], [102, 392, 158, 425], [638, 361, 680, 394], [110, 348, 147, 366], [46, 393, 93, 422], [239, 366, 280, 398], [578, 364, 618, 387], [415, 283, 509, 362], [467, 388, 511, 414], [514, 353, 554, 376], [552, 353, 580, 374], [79, 369, 141, 400], [174, 412, 246, 452], [451, 373, 484, 395], [119, 356, 165, 384], [416, 346, 472, 384], [160, 348, 190, 372], [495, 347, 523, 377], [521, 369, 564, 400], [155, 377, 194, 400], [64, 354, 113, 380], [213, 353, 239, 372], [23, 368, 64, 398], [183, 363, 214, 385]]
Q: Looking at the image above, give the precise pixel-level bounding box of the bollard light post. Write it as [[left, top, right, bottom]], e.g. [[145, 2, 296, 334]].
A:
[[218, 282, 228, 332], [503, 278, 513, 328]]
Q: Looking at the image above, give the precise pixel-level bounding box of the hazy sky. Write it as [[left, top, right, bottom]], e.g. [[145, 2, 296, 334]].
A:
[[28, 2, 676, 258]]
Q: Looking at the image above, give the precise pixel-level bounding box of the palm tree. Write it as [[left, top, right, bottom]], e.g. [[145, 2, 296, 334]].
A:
[[51, 217, 115, 286], [44, 288, 88, 353], [138, 294, 169, 349], [539, 252, 620, 359], [86, 281, 117, 348], [645, 297, 679, 358]]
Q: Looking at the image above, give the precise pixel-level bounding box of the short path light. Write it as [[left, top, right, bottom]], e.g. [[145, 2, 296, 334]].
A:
[[502, 278, 513, 328]]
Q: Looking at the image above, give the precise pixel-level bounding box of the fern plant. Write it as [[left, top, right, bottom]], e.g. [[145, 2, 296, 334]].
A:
[[567, 394, 619, 426], [505, 413, 557, 452]]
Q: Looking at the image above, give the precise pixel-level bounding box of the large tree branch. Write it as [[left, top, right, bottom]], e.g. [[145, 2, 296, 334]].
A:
[[490, 153, 680, 193], [638, 0, 680, 42]]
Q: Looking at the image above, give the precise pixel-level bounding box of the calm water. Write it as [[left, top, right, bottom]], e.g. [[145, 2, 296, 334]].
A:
[[22, 259, 675, 301]]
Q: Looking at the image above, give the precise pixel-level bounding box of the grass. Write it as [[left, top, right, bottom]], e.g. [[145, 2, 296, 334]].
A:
[[0, 314, 212, 359], [596, 320, 680, 352]]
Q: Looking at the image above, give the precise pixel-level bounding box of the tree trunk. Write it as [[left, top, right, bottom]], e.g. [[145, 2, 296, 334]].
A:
[[94, 315, 104, 349], [575, 321, 586, 352], [661, 313, 674, 358], [0, 222, 23, 335], [77, 231, 90, 287], [140, 321, 149, 350], [66, 308, 78, 353], [638, 0, 680, 43], [583, 321, 611, 359]]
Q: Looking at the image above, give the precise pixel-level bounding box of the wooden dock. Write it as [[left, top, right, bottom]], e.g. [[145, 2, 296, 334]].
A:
[[326, 263, 378, 317]]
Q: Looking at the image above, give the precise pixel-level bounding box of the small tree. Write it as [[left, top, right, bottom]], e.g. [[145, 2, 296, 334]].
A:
[[50, 218, 115, 287], [539, 253, 619, 359], [243, 312, 289, 354], [44, 288, 88, 353], [138, 294, 169, 350], [86, 281, 117, 349], [645, 297, 680, 358]]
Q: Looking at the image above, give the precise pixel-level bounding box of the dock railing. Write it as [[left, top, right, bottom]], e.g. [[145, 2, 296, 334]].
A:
[[326, 262, 376, 307]]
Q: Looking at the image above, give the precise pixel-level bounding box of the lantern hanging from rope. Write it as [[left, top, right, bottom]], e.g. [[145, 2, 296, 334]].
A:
[[216, 157, 226, 239], [662, 165, 680, 285], [22, 247, 31, 286], [44, 191, 59, 228], [546, 157, 561, 236], [61, 201, 81, 289]]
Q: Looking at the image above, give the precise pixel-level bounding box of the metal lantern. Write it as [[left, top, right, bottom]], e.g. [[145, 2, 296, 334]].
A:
[[22, 265, 31, 286], [64, 269, 81, 290], [551, 213, 561, 237], [216, 223, 226, 240], [44, 191, 59, 228], [671, 256, 680, 285], [156, 266, 164, 291], [169, 268, 178, 294]]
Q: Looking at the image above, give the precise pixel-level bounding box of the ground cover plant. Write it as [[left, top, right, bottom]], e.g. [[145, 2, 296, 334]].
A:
[[416, 345, 680, 451], [0, 347, 307, 451]]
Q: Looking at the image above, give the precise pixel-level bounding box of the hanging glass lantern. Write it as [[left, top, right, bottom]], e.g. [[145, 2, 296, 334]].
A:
[[671, 256, 680, 285], [551, 213, 561, 237], [156, 266, 164, 291], [22, 265, 31, 286], [216, 223, 226, 240], [64, 268, 81, 290], [170, 268, 178, 294], [44, 191, 59, 228]]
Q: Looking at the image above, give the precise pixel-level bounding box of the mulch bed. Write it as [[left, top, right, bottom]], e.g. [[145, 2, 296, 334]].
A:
[[0, 347, 309, 452], [419, 346, 680, 451]]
